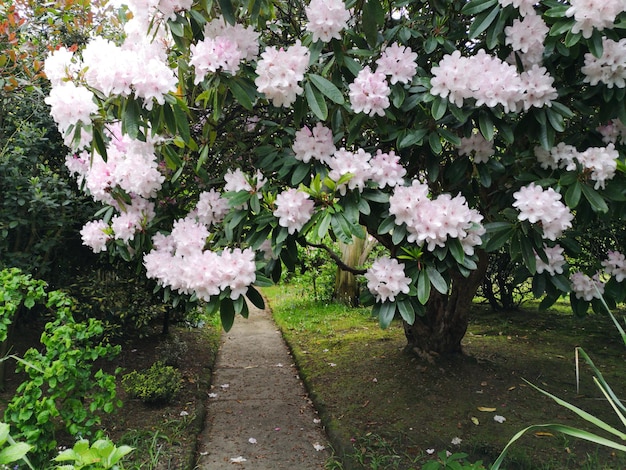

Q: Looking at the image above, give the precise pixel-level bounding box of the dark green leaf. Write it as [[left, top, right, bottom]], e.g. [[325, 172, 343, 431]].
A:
[[363, 0, 385, 47], [417, 270, 431, 304], [173, 102, 191, 144], [461, 0, 497, 15], [565, 182, 581, 208], [309, 74, 344, 104], [397, 299, 415, 325], [479, 110, 494, 141], [228, 77, 255, 110], [220, 298, 235, 332], [378, 301, 396, 329], [122, 99, 141, 139], [218, 0, 236, 24], [580, 183, 608, 213], [305, 82, 328, 120], [426, 266, 448, 294], [431, 96, 447, 120], [398, 129, 428, 149], [469, 5, 501, 39]]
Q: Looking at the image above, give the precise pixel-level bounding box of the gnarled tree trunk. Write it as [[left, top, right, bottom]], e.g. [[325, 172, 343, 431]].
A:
[[404, 250, 489, 360]]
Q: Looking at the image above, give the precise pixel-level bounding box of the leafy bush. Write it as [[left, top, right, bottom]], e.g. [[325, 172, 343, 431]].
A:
[[157, 334, 188, 368], [69, 264, 169, 338], [4, 290, 122, 465], [122, 362, 182, 405]]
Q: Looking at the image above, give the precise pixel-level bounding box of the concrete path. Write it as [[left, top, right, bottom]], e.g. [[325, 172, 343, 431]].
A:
[[195, 303, 330, 469]]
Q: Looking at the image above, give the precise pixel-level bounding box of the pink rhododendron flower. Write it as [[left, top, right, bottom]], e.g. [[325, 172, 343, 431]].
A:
[[370, 150, 406, 188], [598, 119, 626, 145], [190, 36, 244, 82], [43, 47, 76, 86], [80, 220, 111, 253], [196, 189, 230, 227], [203, 17, 260, 61], [535, 245, 566, 275], [458, 132, 494, 164], [497, 0, 537, 17], [389, 182, 485, 253], [504, 11, 548, 54], [273, 188, 315, 234], [430, 50, 524, 112], [512, 183, 573, 240], [566, 0, 625, 39], [292, 123, 336, 164], [255, 41, 310, 107], [602, 251, 626, 282], [327, 148, 373, 195], [570, 271, 605, 301], [44, 82, 98, 131], [582, 38, 626, 89], [376, 43, 418, 85], [305, 0, 351, 43], [365, 257, 411, 303], [349, 66, 390, 116]]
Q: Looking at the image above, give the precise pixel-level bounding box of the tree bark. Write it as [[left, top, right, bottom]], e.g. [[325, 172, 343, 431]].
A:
[[403, 250, 489, 360]]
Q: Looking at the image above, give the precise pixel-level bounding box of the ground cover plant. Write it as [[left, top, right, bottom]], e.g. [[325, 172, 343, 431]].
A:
[[266, 284, 626, 469]]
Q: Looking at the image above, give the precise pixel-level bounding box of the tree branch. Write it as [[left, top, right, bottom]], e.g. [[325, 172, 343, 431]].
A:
[[306, 241, 368, 275]]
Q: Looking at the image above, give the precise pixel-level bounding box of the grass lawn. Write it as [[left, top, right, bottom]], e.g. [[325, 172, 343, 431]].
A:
[[265, 283, 626, 469]]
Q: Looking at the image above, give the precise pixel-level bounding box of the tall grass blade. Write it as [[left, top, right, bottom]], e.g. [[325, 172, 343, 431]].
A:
[[522, 379, 626, 441], [577, 347, 626, 413], [491, 423, 626, 470]]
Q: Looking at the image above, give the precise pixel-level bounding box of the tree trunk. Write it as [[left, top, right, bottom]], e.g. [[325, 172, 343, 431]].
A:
[[334, 235, 377, 306], [403, 250, 489, 360]]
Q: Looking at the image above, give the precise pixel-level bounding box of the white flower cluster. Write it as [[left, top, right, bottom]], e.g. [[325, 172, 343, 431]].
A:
[[195, 189, 230, 227], [144, 218, 256, 301], [570, 271, 605, 301], [534, 142, 618, 189], [292, 124, 406, 191], [535, 244, 566, 276], [349, 43, 418, 116], [602, 250, 626, 282], [190, 17, 260, 83], [582, 38, 626, 89], [430, 49, 557, 112], [457, 132, 494, 164], [255, 41, 310, 107], [512, 183, 573, 240], [389, 181, 485, 254], [504, 11, 548, 56], [305, 0, 351, 43], [566, 0, 625, 39], [598, 119, 626, 145], [273, 189, 315, 234], [292, 122, 336, 164], [498, 0, 537, 17], [365, 257, 411, 303]]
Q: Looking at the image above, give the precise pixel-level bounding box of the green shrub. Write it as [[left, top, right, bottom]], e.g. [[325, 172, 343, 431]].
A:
[[4, 289, 122, 466], [122, 362, 182, 404]]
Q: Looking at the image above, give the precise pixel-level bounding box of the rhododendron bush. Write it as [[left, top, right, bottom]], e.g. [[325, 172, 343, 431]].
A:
[[43, 0, 626, 354]]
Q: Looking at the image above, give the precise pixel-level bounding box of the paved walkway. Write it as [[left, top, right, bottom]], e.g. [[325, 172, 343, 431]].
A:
[[196, 302, 330, 469]]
